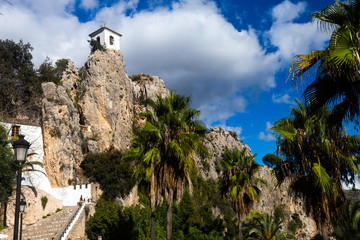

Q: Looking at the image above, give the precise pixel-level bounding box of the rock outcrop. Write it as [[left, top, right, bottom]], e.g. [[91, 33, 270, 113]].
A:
[[196, 127, 251, 180], [5, 186, 63, 226], [195, 127, 316, 239], [77, 50, 134, 153], [36, 48, 318, 238], [42, 82, 83, 187], [41, 50, 169, 187]]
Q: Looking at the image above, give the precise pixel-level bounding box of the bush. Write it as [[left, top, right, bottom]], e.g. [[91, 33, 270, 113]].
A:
[[288, 213, 303, 233], [89, 39, 106, 53], [41, 196, 48, 210], [274, 204, 288, 224], [80, 149, 135, 200]]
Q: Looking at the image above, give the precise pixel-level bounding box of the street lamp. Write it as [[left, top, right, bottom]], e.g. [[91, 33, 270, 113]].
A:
[[12, 135, 30, 240], [19, 200, 26, 240]]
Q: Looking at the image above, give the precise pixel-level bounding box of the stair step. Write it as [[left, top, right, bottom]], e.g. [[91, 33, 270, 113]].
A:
[[22, 206, 79, 240]]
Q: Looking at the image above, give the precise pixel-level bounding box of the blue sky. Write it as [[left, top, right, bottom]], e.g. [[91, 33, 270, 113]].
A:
[[0, 0, 341, 163]]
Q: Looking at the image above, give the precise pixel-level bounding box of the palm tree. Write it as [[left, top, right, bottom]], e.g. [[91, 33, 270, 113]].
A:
[[124, 91, 208, 240], [263, 101, 360, 239], [289, 0, 360, 126], [332, 202, 360, 239], [220, 147, 266, 240], [243, 212, 294, 240]]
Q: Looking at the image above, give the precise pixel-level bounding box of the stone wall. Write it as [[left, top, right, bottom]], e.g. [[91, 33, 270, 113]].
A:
[[3, 186, 63, 226]]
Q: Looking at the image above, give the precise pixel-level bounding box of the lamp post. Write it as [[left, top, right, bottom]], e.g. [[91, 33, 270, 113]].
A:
[[19, 200, 26, 240], [12, 135, 30, 240]]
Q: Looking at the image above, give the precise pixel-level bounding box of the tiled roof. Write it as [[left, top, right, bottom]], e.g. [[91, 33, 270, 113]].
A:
[[89, 25, 122, 37]]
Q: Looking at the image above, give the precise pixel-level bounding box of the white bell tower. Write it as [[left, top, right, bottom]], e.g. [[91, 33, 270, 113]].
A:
[[89, 24, 122, 51]]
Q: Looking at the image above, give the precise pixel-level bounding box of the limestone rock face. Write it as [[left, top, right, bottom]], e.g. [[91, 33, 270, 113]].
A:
[[254, 167, 317, 239], [77, 50, 134, 152], [196, 127, 251, 180], [5, 186, 63, 226], [131, 73, 169, 128], [61, 59, 80, 101], [131, 73, 169, 102], [42, 82, 83, 187], [196, 127, 316, 239]]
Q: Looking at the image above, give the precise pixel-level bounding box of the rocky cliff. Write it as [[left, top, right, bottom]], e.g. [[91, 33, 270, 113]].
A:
[[194, 127, 316, 239], [41, 50, 169, 187], [27, 48, 316, 238]]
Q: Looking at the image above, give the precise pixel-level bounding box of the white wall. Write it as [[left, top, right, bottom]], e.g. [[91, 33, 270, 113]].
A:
[[90, 28, 121, 50], [3, 123, 91, 206], [104, 29, 121, 50]]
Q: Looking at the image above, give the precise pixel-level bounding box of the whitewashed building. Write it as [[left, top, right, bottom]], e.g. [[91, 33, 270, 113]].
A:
[[89, 24, 122, 51], [4, 123, 91, 206]]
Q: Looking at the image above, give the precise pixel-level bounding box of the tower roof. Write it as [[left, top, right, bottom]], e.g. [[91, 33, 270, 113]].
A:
[[89, 24, 122, 37]]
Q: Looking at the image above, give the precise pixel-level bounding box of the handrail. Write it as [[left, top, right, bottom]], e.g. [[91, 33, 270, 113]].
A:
[[54, 204, 83, 240]]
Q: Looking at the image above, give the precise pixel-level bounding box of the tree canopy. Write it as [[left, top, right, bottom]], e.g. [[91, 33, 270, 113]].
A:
[[0, 39, 68, 120], [289, 0, 360, 126], [0, 124, 16, 202], [124, 91, 208, 240], [263, 101, 360, 239]]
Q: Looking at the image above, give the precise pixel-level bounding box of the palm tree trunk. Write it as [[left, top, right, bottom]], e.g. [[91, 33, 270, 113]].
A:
[[150, 174, 156, 240], [151, 204, 156, 240], [321, 223, 329, 240], [166, 193, 174, 240], [238, 212, 242, 240], [3, 201, 7, 227]]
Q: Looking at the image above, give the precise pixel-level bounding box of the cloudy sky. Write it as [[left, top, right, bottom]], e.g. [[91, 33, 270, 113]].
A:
[[0, 0, 335, 162]]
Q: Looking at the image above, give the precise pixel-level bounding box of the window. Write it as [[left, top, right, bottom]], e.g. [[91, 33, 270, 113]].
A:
[[96, 36, 100, 43], [11, 125, 20, 140], [109, 36, 114, 45]]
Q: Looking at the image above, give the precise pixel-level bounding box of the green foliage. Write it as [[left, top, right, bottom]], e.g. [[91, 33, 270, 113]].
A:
[[86, 199, 130, 240], [0, 39, 39, 118], [242, 211, 295, 240], [266, 101, 360, 235], [220, 147, 266, 239], [41, 196, 48, 210], [67, 178, 74, 185], [287, 213, 302, 234], [80, 149, 135, 200], [37, 57, 62, 85], [289, 0, 360, 125], [0, 39, 34, 80], [124, 90, 209, 239], [0, 39, 67, 119], [86, 176, 238, 240], [332, 202, 360, 239], [55, 58, 68, 76], [89, 39, 106, 53], [49, 127, 62, 138], [0, 124, 16, 202], [274, 204, 288, 224]]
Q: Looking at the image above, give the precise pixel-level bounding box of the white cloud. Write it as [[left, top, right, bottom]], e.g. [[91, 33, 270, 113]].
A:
[[272, 93, 295, 104], [0, 0, 329, 126], [80, 0, 99, 10], [271, 0, 306, 23], [266, 0, 329, 61], [259, 121, 275, 141]]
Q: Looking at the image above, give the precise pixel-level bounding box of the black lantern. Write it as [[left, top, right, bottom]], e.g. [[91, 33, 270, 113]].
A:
[[12, 135, 30, 163], [12, 135, 30, 240], [19, 200, 26, 240], [19, 200, 26, 213]]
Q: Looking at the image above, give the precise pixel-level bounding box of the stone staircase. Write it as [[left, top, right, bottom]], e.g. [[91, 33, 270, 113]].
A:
[[22, 206, 78, 240]]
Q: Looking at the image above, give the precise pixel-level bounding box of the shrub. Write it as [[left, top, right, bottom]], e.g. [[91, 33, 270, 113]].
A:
[[274, 204, 288, 224], [288, 213, 303, 233], [41, 196, 48, 210], [80, 149, 135, 200], [89, 39, 106, 53]]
